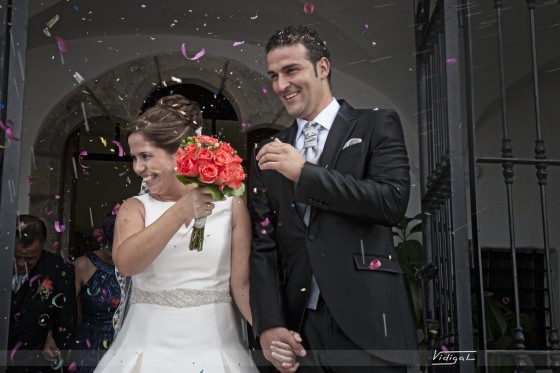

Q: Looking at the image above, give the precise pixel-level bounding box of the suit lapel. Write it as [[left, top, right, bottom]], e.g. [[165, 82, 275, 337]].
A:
[[318, 100, 357, 168], [310, 101, 357, 223]]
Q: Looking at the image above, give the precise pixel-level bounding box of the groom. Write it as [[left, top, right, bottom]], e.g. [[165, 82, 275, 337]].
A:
[[249, 25, 418, 372]]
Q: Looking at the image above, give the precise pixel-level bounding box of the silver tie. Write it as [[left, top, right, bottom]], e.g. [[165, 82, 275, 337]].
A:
[[301, 121, 322, 164], [299, 121, 322, 310]]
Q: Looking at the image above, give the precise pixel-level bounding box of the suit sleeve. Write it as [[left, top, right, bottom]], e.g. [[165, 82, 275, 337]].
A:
[[295, 109, 410, 226], [248, 144, 287, 336], [52, 262, 77, 351]]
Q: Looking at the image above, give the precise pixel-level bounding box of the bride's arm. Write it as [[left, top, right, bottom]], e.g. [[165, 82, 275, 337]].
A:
[[230, 196, 253, 325], [113, 187, 213, 276]]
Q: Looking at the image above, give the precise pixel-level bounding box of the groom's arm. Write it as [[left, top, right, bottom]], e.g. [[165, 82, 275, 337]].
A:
[[248, 143, 288, 335]]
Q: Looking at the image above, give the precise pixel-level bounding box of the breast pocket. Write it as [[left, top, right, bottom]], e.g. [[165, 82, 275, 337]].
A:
[[353, 254, 404, 274], [336, 143, 366, 175]]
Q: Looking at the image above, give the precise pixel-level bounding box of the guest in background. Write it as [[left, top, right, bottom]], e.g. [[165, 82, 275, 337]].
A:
[[8, 215, 77, 372], [72, 211, 121, 373]]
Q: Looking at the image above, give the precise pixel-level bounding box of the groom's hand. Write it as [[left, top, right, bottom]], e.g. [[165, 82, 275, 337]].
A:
[[257, 138, 306, 182], [260, 327, 306, 372]]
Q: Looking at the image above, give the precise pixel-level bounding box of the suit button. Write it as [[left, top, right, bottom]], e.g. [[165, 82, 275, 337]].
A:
[[308, 233, 316, 241]]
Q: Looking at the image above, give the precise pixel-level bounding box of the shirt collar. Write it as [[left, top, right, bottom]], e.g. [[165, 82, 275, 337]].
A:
[[296, 98, 340, 138]]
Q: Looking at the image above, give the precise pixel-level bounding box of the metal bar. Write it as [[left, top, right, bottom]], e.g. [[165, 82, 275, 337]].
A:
[[477, 157, 560, 166], [460, 1, 488, 369], [443, 1, 475, 370], [0, 0, 29, 369], [525, 1, 560, 369]]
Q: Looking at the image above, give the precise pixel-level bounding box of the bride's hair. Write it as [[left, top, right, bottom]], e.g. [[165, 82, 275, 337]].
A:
[[126, 94, 203, 154]]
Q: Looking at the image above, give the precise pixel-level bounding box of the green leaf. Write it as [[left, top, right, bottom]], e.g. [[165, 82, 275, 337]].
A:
[[223, 183, 246, 197], [203, 184, 225, 200], [176, 175, 198, 185], [409, 222, 423, 234]]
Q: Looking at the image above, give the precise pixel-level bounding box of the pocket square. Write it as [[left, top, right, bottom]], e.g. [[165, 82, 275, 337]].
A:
[[342, 138, 362, 150]]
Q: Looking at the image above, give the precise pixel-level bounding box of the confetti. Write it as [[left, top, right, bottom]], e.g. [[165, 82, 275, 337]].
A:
[[27, 176, 33, 186], [446, 58, 457, 65], [73, 71, 85, 84], [38, 314, 50, 326], [171, 76, 182, 83], [363, 24, 369, 31], [29, 274, 43, 287], [78, 150, 90, 168], [46, 15, 60, 29], [502, 296, 510, 305], [303, 2, 315, 14], [111, 203, 121, 215], [51, 293, 64, 308], [68, 361, 77, 372], [86, 339, 91, 349], [250, 15, 258, 20], [55, 36, 68, 53], [233, 41, 245, 47], [261, 87, 268, 94], [10, 341, 23, 362], [241, 122, 251, 128], [112, 140, 124, 157], [368, 259, 381, 270], [54, 221, 65, 233], [0, 119, 20, 141], [80, 102, 89, 132], [181, 43, 205, 61], [261, 218, 270, 227], [54, 194, 60, 200]]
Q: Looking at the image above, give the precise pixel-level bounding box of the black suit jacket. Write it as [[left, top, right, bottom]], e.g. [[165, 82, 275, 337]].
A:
[[7, 251, 77, 370], [249, 100, 418, 364]]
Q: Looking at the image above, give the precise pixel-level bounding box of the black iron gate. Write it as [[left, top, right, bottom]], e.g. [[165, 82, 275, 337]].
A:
[[415, 0, 560, 371]]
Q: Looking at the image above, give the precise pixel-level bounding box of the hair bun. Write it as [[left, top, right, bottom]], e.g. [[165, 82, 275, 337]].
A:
[[157, 94, 202, 126]]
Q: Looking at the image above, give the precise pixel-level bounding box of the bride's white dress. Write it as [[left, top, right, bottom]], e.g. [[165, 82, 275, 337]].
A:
[[95, 194, 257, 372]]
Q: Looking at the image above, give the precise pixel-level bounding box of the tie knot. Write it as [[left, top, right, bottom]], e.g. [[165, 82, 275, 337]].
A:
[[302, 121, 321, 149]]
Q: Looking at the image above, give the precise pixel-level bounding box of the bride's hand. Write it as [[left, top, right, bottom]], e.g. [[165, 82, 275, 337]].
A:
[[180, 186, 216, 224], [270, 331, 304, 370]]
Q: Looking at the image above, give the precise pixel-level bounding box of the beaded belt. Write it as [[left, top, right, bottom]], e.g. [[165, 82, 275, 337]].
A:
[[130, 286, 231, 308]]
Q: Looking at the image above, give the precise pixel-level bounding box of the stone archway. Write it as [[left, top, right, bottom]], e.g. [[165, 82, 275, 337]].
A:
[[29, 52, 291, 251]]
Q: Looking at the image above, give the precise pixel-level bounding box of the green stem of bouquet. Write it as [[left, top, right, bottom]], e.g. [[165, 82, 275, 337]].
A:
[[189, 226, 205, 252]]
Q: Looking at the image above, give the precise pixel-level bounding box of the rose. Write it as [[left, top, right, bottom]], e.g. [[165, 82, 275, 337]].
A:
[[218, 142, 234, 154], [196, 148, 214, 165], [40, 278, 54, 291], [216, 167, 233, 187], [199, 163, 218, 184], [183, 143, 198, 157], [226, 165, 246, 189], [195, 135, 219, 146], [231, 154, 243, 164], [214, 149, 233, 167], [177, 155, 199, 177]]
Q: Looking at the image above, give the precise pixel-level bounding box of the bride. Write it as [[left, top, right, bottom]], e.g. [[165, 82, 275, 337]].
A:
[[95, 95, 258, 372]]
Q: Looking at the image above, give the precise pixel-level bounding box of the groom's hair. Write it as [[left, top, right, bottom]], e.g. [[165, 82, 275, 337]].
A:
[[265, 25, 332, 83]]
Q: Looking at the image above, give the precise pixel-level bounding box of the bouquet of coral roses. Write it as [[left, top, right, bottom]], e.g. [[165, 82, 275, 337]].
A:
[[175, 135, 246, 251]]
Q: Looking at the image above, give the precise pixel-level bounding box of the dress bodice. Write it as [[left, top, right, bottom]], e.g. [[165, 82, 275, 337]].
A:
[[131, 193, 233, 292]]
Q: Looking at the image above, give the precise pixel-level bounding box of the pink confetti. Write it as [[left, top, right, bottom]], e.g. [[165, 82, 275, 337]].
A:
[[85, 339, 91, 349], [0, 119, 20, 141], [68, 361, 77, 372], [52, 241, 60, 250], [78, 150, 90, 168], [181, 43, 205, 60], [54, 221, 65, 233], [241, 122, 251, 128], [54, 195, 60, 200], [502, 296, 510, 305], [364, 24, 369, 31], [29, 274, 43, 287], [261, 87, 268, 94], [368, 259, 381, 270], [27, 176, 33, 186], [303, 2, 315, 14], [111, 203, 121, 216], [55, 36, 68, 53], [250, 15, 258, 20], [112, 140, 124, 157], [10, 341, 23, 362], [446, 58, 457, 65], [261, 218, 270, 227], [233, 41, 245, 47], [47, 210, 54, 216], [441, 345, 450, 354]]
